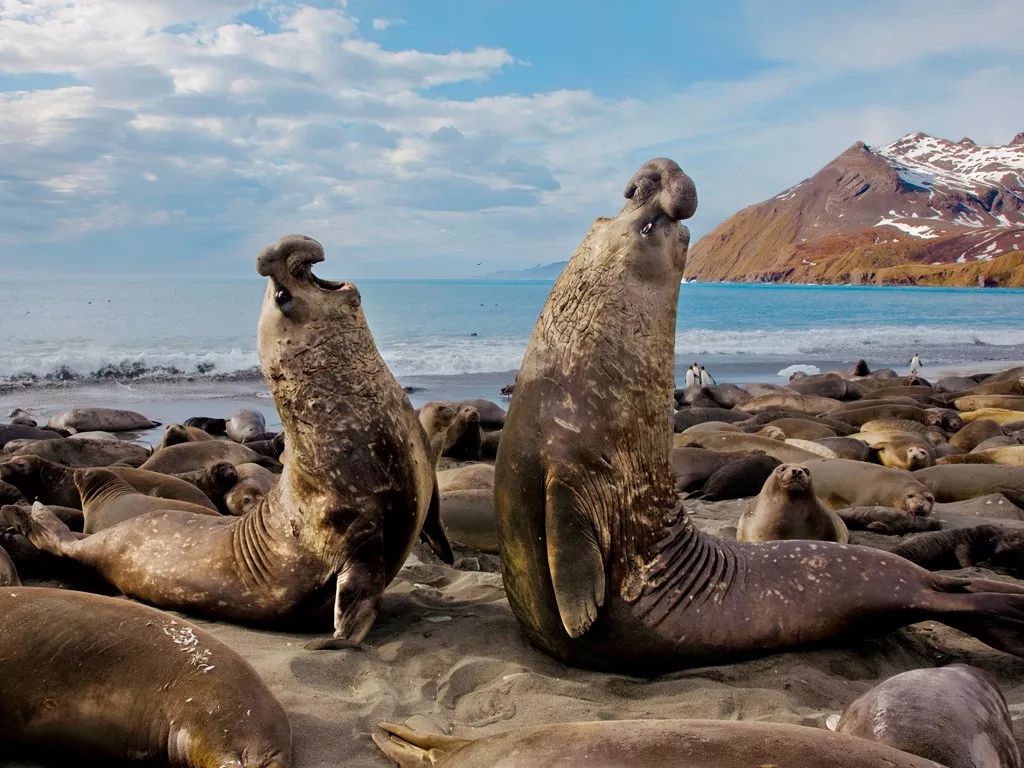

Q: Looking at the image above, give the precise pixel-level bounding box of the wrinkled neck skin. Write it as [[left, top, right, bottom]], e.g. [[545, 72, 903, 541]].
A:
[[529, 214, 683, 566], [257, 308, 410, 568]]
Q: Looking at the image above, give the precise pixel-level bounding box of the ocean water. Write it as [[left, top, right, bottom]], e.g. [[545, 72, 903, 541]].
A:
[[1, 278, 1023, 405]]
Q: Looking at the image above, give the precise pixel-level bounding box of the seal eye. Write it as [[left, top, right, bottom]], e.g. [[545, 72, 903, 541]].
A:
[[640, 221, 654, 237], [274, 288, 293, 313]]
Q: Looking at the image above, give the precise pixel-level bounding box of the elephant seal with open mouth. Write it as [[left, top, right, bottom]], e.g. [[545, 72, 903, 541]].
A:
[[494, 158, 1024, 674], [7, 235, 452, 648]]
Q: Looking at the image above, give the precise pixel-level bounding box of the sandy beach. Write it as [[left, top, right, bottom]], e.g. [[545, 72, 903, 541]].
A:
[[8, 492, 1024, 768]]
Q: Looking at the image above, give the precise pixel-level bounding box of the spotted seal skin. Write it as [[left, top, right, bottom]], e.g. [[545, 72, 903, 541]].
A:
[[7, 235, 452, 647], [493, 158, 1024, 674], [0, 587, 290, 767], [373, 719, 942, 768], [837, 664, 1021, 768]]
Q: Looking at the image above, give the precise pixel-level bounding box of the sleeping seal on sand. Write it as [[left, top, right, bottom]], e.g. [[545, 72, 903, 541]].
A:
[[374, 719, 941, 768], [7, 235, 452, 647], [836, 664, 1020, 768], [47, 408, 159, 433], [494, 158, 1024, 674], [0, 587, 291, 768]]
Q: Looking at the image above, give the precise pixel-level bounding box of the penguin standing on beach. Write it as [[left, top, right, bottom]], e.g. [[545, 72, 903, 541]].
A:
[[699, 364, 716, 387], [685, 363, 699, 388], [909, 353, 922, 375]]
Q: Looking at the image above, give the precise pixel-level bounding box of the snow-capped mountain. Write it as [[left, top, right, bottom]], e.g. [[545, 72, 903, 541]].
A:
[[685, 132, 1024, 286]]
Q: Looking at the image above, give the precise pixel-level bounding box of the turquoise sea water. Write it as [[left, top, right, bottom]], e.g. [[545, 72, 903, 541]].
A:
[[0, 278, 1022, 388]]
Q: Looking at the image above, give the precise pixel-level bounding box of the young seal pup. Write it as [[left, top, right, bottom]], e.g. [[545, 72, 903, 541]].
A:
[[737, 463, 848, 543]]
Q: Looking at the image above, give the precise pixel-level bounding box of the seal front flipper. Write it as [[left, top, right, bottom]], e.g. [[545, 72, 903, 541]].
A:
[[546, 479, 606, 638], [419, 482, 455, 564], [306, 547, 385, 650]]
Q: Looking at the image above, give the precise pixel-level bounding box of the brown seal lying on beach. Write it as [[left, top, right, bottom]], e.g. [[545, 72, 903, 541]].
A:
[[0, 455, 218, 510], [836, 664, 1021, 768], [47, 407, 159, 433], [8, 437, 150, 468], [494, 158, 1024, 674], [157, 424, 215, 449], [892, 524, 1024, 575], [837, 507, 942, 535], [804, 458, 935, 515], [224, 463, 279, 516], [737, 463, 848, 544], [141, 439, 280, 474], [0, 587, 291, 767], [373, 719, 941, 768], [76, 469, 221, 532], [6, 235, 452, 647], [693, 452, 781, 501], [226, 408, 268, 442], [915, 465, 1024, 510]]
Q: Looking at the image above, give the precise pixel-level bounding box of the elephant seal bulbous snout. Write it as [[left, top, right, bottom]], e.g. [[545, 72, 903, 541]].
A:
[[622, 157, 698, 222]]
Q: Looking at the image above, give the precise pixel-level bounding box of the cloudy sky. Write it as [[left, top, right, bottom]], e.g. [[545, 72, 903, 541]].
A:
[[2, 0, 1022, 277]]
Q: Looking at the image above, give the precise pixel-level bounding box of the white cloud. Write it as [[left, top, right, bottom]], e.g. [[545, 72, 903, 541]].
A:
[[0, 0, 1021, 275], [372, 16, 405, 32]]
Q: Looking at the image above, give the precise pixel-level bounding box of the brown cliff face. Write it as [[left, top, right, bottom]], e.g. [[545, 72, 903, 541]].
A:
[[686, 132, 1024, 286]]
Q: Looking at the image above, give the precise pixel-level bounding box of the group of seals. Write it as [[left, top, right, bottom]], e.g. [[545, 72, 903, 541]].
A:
[[7, 163, 1024, 767], [494, 157, 1024, 673]]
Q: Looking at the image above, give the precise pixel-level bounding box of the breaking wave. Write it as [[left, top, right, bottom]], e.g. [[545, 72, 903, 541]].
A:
[[3, 324, 1023, 389]]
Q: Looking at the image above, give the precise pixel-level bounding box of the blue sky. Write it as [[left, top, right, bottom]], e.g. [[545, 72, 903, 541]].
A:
[[1, 0, 1022, 277]]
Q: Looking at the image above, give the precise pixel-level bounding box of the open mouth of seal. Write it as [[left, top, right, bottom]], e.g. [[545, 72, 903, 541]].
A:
[[304, 263, 350, 292]]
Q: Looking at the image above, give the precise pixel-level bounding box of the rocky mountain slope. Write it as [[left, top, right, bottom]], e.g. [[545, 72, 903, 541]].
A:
[[685, 132, 1024, 286]]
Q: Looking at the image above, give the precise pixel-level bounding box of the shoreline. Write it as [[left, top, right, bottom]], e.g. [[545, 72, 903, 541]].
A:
[[2, 357, 1019, 448]]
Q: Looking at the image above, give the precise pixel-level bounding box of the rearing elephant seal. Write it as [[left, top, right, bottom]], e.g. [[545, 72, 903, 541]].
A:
[[8, 235, 452, 647], [0, 587, 291, 767], [494, 158, 1024, 674]]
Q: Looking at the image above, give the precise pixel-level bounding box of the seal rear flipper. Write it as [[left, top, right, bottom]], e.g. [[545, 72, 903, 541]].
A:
[[545, 480, 606, 639], [419, 483, 455, 565], [373, 722, 470, 767], [933, 579, 1024, 657]]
